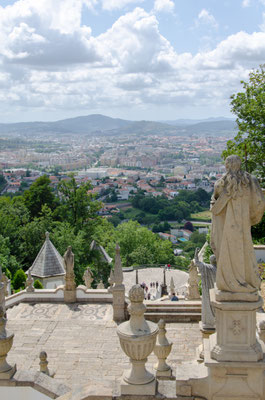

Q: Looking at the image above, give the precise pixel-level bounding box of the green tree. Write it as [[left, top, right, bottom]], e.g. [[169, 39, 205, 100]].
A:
[[223, 65, 265, 183], [12, 269, 27, 290], [24, 175, 56, 218], [56, 174, 102, 233]]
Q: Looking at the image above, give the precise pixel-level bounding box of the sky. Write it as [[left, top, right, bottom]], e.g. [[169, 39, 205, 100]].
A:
[[0, 0, 265, 122]]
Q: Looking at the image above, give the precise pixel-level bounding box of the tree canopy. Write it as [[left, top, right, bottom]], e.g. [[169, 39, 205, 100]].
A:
[[223, 64, 265, 184]]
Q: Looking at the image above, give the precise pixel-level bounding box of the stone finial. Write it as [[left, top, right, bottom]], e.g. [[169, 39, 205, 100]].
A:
[[135, 269, 139, 284], [0, 300, 16, 378], [26, 268, 34, 293], [83, 267, 93, 289], [39, 351, 54, 377], [117, 284, 158, 394], [45, 231, 50, 240], [97, 280, 105, 289], [154, 319, 172, 377], [113, 244, 123, 286]]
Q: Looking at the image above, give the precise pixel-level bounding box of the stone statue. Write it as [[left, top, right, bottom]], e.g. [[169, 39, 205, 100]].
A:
[[194, 248, 216, 330], [83, 267, 93, 289], [211, 155, 265, 293], [64, 246, 75, 275], [63, 246, 76, 302], [26, 268, 34, 292], [186, 259, 200, 300]]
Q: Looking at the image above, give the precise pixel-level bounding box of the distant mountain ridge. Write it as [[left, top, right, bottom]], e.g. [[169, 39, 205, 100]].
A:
[[0, 114, 237, 137]]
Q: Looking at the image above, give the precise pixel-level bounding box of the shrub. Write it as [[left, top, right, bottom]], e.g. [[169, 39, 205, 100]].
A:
[[33, 279, 44, 289], [12, 269, 27, 290]]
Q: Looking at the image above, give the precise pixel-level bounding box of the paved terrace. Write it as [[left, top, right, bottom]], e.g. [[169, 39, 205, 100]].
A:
[[123, 267, 189, 296], [6, 302, 201, 390]]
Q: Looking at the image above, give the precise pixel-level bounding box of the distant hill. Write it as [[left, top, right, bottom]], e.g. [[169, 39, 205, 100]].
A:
[[0, 114, 237, 137]]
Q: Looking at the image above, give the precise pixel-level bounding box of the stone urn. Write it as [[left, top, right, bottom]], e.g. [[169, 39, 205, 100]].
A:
[[154, 319, 172, 376], [117, 284, 158, 385]]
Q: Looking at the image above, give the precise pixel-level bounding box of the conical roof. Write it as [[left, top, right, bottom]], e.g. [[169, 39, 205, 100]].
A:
[[30, 232, 65, 278]]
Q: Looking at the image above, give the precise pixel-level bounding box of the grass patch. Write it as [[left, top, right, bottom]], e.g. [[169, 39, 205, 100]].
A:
[[191, 210, 212, 221]]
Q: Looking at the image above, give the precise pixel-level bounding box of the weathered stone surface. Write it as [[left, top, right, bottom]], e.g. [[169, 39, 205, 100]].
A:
[[194, 249, 216, 330], [211, 155, 265, 293], [6, 302, 201, 390], [186, 260, 200, 301], [210, 289, 263, 362], [117, 285, 158, 393]]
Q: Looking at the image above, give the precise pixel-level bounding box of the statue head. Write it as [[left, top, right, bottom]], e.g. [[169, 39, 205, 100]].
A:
[[225, 155, 242, 173], [210, 254, 217, 267], [222, 155, 249, 199]]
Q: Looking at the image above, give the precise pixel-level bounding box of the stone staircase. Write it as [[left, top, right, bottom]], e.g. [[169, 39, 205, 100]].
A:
[[144, 300, 201, 323]]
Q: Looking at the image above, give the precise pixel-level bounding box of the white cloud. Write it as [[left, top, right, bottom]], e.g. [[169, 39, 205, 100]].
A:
[[97, 8, 177, 73], [197, 9, 218, 29], [0, 0, 104, 66], [0, 1, 265, 120], [101, 0, 143, 11], [153, 0, 175, 13], [242, 0, 250, 7]]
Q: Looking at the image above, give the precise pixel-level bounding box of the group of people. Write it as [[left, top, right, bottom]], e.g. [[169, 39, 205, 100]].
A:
[[140, 281, 159, 300]]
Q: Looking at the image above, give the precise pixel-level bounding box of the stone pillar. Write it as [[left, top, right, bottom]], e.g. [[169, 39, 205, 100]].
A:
[[185, 259, 200, 300], [210, 289, 263, 362], [117, 285, 158, 395], [0, 266, 16, 379], [169, 277, 175, 299], [112, 244, 125, 322], [135, 269, 138, 284], [63, 246, 76, 303], [154, 319, 172, 378]]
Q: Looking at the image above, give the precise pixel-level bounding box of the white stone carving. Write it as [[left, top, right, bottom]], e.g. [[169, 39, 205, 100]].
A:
[[154, 319, 172, 378], [211, 155, 265, 293], [117, 284, 158, 394]]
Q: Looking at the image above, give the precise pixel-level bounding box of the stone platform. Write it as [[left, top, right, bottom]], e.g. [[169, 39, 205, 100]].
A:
[[6, 302, 201, 390]]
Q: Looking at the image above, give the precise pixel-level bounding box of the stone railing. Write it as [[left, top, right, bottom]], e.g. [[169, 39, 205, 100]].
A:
[[5, 286, 112, 309]]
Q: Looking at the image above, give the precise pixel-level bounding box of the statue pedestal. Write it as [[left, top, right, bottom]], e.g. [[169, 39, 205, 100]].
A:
[[112, 284, 125, 322], [64, 289, 76, 303], [210, 289, 263, 362], [197, 321, 215, 362], [176, 288, 265, 399]]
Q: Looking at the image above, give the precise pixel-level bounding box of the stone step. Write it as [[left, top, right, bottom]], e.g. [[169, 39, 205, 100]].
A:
[[144, 312, 201, 323], [145, 306, 201, 313]]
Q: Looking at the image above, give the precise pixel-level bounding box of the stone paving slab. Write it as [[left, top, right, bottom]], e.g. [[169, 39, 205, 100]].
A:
[[7, 302, 201, 389]]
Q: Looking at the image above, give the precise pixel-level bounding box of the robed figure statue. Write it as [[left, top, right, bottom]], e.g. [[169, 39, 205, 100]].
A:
[[210, 155, 265, 293]]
